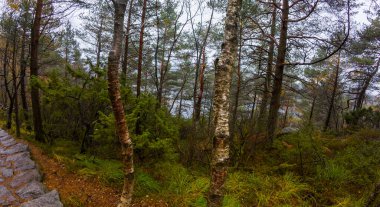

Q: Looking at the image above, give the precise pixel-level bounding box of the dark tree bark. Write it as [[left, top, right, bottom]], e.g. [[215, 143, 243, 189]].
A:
[[267, 0, 289, 142], [230, 21, 243, 147], [354, 58, 380, 110], [282, 103, 289, 128], [121, 0, 134, 86], [3, 41, 13, 130], [20, 18, 29, 124], [257, 1, 277, 132], [107, 1, 134, 206], [178, 88, 183, 118], [208, 0, 241, 206], [135, 0, 147, 136], [250, 92, 257, 122], [136, 0, 147, 98], [309, 96, 316, 123], [11, 28, 20, 137], [157, 31, 167, 107], [324, 52, 341, 131], [96, 17, 104, 68], [30, 0, 44, 142], [193, 3, 214, 122]]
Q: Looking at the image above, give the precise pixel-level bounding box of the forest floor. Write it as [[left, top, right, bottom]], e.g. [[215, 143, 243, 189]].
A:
[[24, 139, 168, 207], [3, 126, 380, 206], [25, 140, 120, 207]]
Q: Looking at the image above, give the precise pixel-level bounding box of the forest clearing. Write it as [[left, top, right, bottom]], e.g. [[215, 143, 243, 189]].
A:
[[0, 0, 380, 206]]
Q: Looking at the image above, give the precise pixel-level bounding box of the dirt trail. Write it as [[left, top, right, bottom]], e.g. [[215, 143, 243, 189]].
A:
[[24, 140, 121, 207]]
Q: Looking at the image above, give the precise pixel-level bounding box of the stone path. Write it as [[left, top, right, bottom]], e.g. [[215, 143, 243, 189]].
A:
[[0, 129, 63, 207]]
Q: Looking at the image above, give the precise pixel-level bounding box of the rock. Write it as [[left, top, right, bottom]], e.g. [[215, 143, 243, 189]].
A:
[[1, 167, 13, 177], [0, 129, 63, 206], [16, 181, 46, 199], [10, 169, 41, 188], [0, 135, 12, 142], [1, 138, 16, 147], [0, 143, 28, 155], [280, 127, 299, 134], [20, 190, 63, 207], [6, 151, 30, 162], [0, 159, 11, 167], [14, 157, 36, 171], [0, 132, 10, 138], [0, 186, 17, 205]]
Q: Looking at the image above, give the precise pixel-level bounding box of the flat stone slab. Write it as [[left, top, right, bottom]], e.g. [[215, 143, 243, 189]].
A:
[[16, 181, 46, 199], [0, 143, 28, 155], [20, 190, 63, 207], [14, 157, 36, 171], [6, 151, 30, 162], [0, 129, 63, 206], [1, 167, 13, 177], [1, 138, 16, 147], [10, 167, 41, 189], [0, 186, 17, 205]]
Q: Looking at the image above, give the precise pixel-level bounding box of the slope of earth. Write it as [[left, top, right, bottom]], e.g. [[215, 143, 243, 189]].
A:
[[24, 137, 168, 207]]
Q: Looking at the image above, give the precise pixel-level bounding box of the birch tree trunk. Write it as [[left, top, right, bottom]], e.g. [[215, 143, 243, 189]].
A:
[[107, 1, 134, 206], [208, 0, 241, 206]]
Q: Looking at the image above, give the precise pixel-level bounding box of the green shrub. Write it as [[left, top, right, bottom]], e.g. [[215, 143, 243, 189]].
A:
[[353, 128, 380, 140], [126, 95, 179, 162], [316, 161, 352, 185], [344, 107, 380, 128], [135, 171, 161, 196], [152, 162, 209, 206], [225, 171, 311, 206]]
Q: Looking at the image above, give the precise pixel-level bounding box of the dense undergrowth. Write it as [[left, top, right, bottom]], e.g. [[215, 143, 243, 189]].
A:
[[3, 117, 380, 206]]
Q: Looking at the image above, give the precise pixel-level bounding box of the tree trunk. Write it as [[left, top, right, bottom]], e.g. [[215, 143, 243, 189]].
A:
[[20, 19, 29, 124], [249, 92, 257, 134], [157, 29, 167, 107], [136, 0, 147, 97], [6, 99, 13, 130], [193, 10, 215, 122], [107, 2, 134, 207], [135, 0, 147, 136], [154, 0, 161, 106], [257, 1, 277, 132], [208, 0, 241, 206], [3, 41, 12, 130], [355, 58, 380, 110], [195, 48, 207, 122], [96, 17, 104, 68], [30, 0, 44, 142], [11, 28, 20, 137], [324, 51, 340, 131], [267, 0, 289, 142], [309, 96, 316, 123], [282, 104, 289, 128], [178, 88, 183, 118], [122, 0, 134, 86], [230, 22, 243, 151]]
